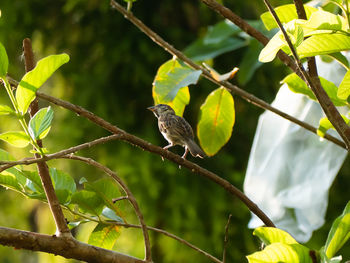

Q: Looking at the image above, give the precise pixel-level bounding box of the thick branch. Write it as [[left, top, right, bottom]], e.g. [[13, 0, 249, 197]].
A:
[[263, 0, 350, 149], [0, 226, 143, 263], [23, 38, 71, 236], [109, 0, 345, 149]]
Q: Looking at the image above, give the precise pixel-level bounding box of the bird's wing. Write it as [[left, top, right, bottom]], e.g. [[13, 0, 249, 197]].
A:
[[170, 115, 194, 139]]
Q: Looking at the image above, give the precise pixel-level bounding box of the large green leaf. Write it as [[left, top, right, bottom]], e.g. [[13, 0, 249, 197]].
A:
[[260, 4, 317, 31], [50, 168, 76, 204], [282, 73, 347, 106], [28, 106, 54, 140], [0, 131, 30, 148], [184, 37, 246, 61], [197, 87, 235, 156], [253, 227, 298, 245], [15, 53, 70, 114], [324, 201, 350, 258], [247, 243, 312, 263], [302, 10, 346, 33], [337, 69, 350, 100], [153, 86, 190, 117], [203, 19, 241, 44], [0, 173, 22, 192], [0, 149, 26, 188], [0, 42, 8, 77], [71, 190, 104, 215], [152, 59, 201, 103], [297, 33, 350, 59], [88, 223, 120, 250]]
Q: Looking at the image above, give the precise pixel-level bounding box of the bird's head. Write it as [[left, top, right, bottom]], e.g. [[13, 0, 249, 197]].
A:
[[147, 104, 175, 118]]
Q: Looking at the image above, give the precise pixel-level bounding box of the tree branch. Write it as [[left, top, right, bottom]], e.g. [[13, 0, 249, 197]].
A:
[[63, 155, 152, 263], [109, 0, 345, 149], [0, 226, 144, 263], [23, 38, 71, 237], [262, 0, 350, 149]]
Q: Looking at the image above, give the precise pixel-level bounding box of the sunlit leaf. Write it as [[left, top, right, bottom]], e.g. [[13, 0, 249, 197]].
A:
[[0, 131, 30, 148], [302, 10, 346, 32], [16, 53, 70, 114], [28, 106, 54, 140], [246, 242, 312, 263], [88, 223, 120, 250], [317, 115, 349, 137], [50, 168, 76, 204], [0, 105, 14, 116], [0, 149, 27, 189], [282, 73, 347, 106], [0, 42, 8, 77], [337, 69, 350, 100], [197, 87, 235, 156], [297, 34, 350, 59], [260, 4, 317, 30], [259, 30, 288, 62], [0, 173, 22, 192], [324, 201, 350, 258], [253, 227, 298, 245], [152, 59, 201, 104]]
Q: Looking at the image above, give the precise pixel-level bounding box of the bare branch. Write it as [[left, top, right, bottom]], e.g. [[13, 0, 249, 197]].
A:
[[23, 38, 71, 237], [0, 226, 144, 263], [108, 0, 346, 149], [222, 214, 232, 263], [64, 155, 152, 263]]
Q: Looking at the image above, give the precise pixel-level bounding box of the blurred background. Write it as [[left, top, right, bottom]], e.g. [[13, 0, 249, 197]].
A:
[[0, 0, 349, 262]]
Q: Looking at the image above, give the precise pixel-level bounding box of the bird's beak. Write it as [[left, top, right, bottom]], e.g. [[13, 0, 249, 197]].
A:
[[147, 106, 156, 112]]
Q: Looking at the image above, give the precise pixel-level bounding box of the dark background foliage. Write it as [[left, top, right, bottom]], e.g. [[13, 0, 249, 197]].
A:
[[0, 0, 348, 262]]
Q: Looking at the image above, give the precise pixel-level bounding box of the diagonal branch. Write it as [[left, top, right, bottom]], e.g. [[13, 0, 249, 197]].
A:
[[108, 0, 346, 149], [0, 226, 144, 263], [23, 38, 71, 237]]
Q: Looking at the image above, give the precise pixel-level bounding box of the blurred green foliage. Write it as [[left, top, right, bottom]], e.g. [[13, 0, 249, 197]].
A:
[[0, 0, 349, 262]]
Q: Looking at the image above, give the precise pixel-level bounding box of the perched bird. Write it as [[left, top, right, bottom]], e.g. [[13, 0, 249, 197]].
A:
[[148, 104, 206, 159]]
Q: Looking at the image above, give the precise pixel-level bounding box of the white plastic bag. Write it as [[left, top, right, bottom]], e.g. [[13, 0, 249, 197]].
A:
[[244, 57, 348, 242]]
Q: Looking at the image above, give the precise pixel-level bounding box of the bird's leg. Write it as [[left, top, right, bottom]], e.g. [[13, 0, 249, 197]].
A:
[[162, 143, 173, 161], [181, 147, 189, 159]]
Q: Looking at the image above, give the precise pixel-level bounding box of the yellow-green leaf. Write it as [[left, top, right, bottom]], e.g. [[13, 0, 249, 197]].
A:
[[338, 69, 350, 100], [0, 42, 8, 77], [0, 131, 30, 148], [16, 53, 70, 114], [197, 87, 235, 156], [88, 223, 120, 249], [0, 105, 14, 116], [253, 227, 298, 245]]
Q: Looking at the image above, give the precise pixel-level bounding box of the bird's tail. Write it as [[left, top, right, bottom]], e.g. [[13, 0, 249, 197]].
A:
[[186, 139, 207, 158]]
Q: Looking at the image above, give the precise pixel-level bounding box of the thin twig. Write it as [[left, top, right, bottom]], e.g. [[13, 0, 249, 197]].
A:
[[262, 0, 350, 149], [112, 196, 129, 203], [222, 214, 232, 263], [63, 155, 153, 263], [23, 38, 71, 237], [109, 0, 346, 149]]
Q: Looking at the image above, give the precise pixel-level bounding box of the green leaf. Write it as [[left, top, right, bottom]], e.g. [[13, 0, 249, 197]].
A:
[[0, 42, 9, 77], [260, 4, 317, 30], [153, 59, 201, 103], [317, 116, 349, 137], [282, 73, 347, 106], [259, 30, 288, 62], [297, 33, 350, 59], [22, 170, 43, 194], [203, 19, 241, 44], [85, 178, 122, 217], [0, 105, 14, 116], [253, 227, 298, 245], [88, 223, 120, 250], [50, 168, 76, 204], [338, 69, 350, 100], [0, 131, 30, 148], [184, 37, 246, 61], [246, 243, 312, 263], [324, 201, 350, 258], [28, 106, 54, 140], [71, 190, 104, 215], [325, 52, 349, 69], [197, 87, 235, 156], [0, 173, 22, 192], [302, 10, 346, 32], [153, 86, 190, 117], [16, 53, 70, 114], [102, 207, 124, 223], [0, 149, 27, 189]]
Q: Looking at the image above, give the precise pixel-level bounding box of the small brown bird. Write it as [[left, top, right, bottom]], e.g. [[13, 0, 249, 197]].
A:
[[148, 104, 206, 159]]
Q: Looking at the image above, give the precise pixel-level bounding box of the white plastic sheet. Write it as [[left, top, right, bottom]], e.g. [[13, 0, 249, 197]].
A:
[[244, 57, 348, 242]]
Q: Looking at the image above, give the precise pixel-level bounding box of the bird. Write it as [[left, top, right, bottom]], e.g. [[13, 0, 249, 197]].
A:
[[148, 104, 206, 159]]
